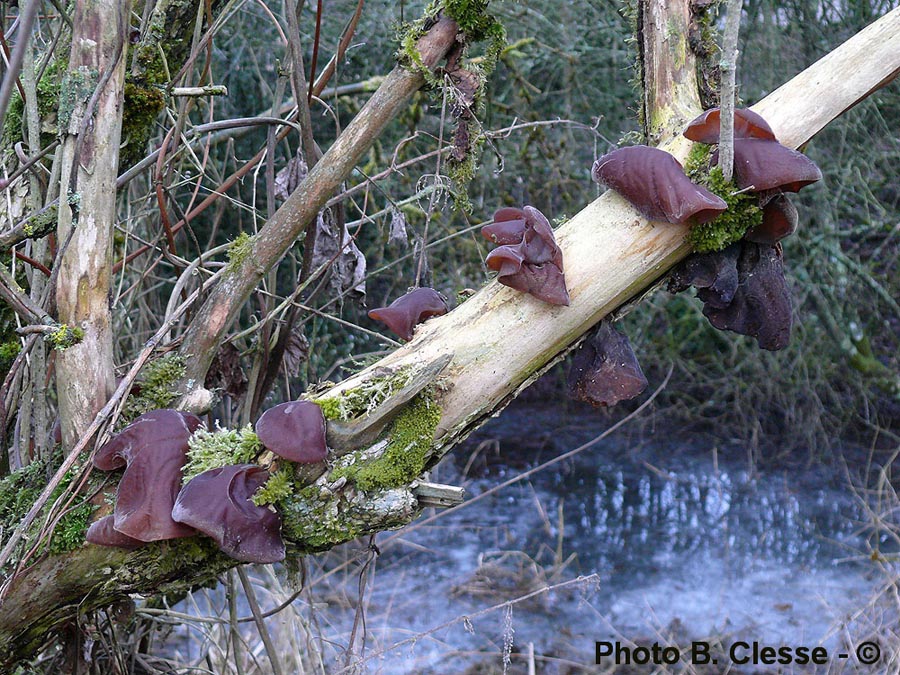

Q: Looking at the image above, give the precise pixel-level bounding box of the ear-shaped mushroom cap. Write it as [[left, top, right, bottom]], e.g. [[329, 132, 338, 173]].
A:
[[729, 139, 822, 193], [567, 322, 648, 407], [481, 207, 528, 245], [93, 409, 202, 542], [668, 243, 741, 309], [745, 192, 798, 244], [683, 107, 777, 143], [172, 464, 285, 564], [484, 205, 570, 306], [368, 287, 449, 341], [255, 400, 327, 464], [591, 146, 728, 225], [703, 241, 793, 351], [86, 515, 145, 550]]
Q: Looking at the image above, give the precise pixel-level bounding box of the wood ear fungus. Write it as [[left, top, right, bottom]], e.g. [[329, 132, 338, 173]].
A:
[[172, 464, 285, 564], [255, 400, 328, 464], [591, 146, 727, 225], [368, 287, 449, 341], [568, 322, 648, 407], [483, 205, 570, 306], [683, 107, 777, 143], [92, 409, 203, 544]]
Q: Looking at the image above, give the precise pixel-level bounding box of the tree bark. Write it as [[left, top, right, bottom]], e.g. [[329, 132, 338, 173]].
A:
[[1, 4, 899, 669], [55, 0, 130, 448]]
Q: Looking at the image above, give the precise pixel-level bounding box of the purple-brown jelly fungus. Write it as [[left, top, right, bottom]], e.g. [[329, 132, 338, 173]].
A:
[[683, 107, 776, 144], [483, 205, 570, 306], [745, 192, 798, 245], [670, 241, 792, 351], [591, 146, 727, 225], [368, 287, 449, 341], [91, 409, 203, 544], [685, 107, 822, 195], [728, 139, 822, 193], [172, 464, 285, 564], [481, 207, 528, 245], [85, 515, 145, 550], [255, 399, 328, 464], [567, 322, 648, 407]]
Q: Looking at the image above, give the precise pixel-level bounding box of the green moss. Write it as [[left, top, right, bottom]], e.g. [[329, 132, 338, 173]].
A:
[[0, 454, 96, 557], [683, 143, 763, 253], [22, 205, 58, 239], [310, 368, 414, 421], [1, 58, 64, 145], [47, 324, 84, 350], [252, 466, 294, 506], [120, 82, 166, 170], [328, 392, 442, 491], [0, 340, 20, 376], [120, 354, 186, 422], [112, 535, 228, 590], [226, 231, 254, 269], [181, 425, 262, 483], [397, 1, 506, 209]]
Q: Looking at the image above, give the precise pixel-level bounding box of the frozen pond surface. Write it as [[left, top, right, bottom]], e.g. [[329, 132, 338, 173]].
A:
[[346, 403, 883, 673], [171, 401, 888, 673]]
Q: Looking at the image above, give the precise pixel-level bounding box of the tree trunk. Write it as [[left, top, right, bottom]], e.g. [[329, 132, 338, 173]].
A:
[[1, 4, 899, 668], [55, 0, 130, 448]]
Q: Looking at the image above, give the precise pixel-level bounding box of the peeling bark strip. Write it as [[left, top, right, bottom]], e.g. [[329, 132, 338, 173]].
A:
[[56, 0, 131, 448], [176, 18, 461, 387]]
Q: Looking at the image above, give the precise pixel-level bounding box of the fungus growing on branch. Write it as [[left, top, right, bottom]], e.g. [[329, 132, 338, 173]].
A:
[[591, 146, 727, 225], [567, 322, 648, 407], [482, 205, 569, 306], [702, 242, 793, 351], [683, 107, 776, 143], [172, 464, 285, 564], [255, 399, 328, 464], [91, 409, 203, 544], [368, 287, 449, 341], [746, 193, 799, 244], [85, 515, 145, 550]]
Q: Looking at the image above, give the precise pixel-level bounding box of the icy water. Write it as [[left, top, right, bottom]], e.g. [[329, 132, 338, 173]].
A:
[[334, 402, 884, 673], [171, 401, 888, 673]]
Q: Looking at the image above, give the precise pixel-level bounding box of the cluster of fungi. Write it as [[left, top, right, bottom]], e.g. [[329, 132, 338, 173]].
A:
[[87, 401, 328, 563], [88, 107, 820, 559]]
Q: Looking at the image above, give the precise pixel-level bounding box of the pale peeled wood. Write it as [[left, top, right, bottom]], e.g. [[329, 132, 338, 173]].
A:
[[326, 7, 900, 447]]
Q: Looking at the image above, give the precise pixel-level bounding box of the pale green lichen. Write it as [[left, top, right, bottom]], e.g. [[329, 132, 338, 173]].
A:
[[120, 354, 186, 422], [311, 368, 414, 421], [58, 66, 99, 131], [181, 424, 262, 483], [22, 205, 58, 239], [684, 143, 762, 253], [328, 392, 442, 491], [279, 484, 418, 550]]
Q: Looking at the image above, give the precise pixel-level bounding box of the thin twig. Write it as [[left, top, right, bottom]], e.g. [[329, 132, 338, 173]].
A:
[[236, 567, 285, 675], [718, 0, 744, 182]]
